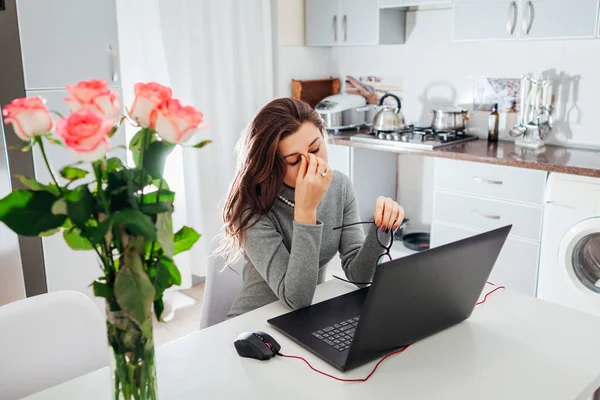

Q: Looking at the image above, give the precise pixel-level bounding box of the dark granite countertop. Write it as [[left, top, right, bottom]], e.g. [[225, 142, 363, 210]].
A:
[[328, 133, 600, 178]]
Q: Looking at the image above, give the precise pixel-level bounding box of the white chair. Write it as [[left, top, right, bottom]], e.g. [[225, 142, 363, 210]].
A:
[[199, 259, 243, 329], [0, 291, 108, 399]]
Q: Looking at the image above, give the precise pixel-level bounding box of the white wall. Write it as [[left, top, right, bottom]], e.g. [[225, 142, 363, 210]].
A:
[[277, 4, 600, 230]]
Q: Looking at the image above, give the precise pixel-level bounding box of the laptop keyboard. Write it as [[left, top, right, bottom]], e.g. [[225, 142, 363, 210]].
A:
[[310, 316, 360, 352]]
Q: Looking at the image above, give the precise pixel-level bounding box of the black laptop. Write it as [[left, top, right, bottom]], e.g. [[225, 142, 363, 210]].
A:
[[267, 225, 511, 371]]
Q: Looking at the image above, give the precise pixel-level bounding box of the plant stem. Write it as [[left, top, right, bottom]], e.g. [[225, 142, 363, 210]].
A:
[[93, 162, 111, 217], [138, 128, 150, 204], [37, 137, 64, 196], [147, 178, 164, 264]]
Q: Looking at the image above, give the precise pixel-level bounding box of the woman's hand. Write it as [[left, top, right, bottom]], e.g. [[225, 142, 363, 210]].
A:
[[294, 153, 332, 224], [374, 196, 404, 232]]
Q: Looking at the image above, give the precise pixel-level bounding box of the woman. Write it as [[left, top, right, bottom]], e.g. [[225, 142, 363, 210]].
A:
[[221, 98, 404, 318]]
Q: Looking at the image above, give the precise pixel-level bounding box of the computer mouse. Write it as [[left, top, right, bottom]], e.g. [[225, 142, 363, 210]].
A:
[[234, 331, 281, 361]]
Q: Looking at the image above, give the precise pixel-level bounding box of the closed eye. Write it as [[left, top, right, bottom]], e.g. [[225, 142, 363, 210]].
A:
[[288, 147, 320, 166]]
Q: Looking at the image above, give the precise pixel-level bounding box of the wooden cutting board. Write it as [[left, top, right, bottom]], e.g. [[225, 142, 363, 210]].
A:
[[292, 78, 341, 108]]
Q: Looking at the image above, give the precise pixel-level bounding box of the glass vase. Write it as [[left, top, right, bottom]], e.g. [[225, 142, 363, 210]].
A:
[[106, 304, 158, 400]]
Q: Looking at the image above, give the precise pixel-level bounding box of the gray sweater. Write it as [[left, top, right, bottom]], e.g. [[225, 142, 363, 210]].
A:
[[227, 171, 384, 318]]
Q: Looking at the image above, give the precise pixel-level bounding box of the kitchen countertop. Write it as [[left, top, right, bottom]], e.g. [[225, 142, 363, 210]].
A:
[[328, 132, 600, 178]]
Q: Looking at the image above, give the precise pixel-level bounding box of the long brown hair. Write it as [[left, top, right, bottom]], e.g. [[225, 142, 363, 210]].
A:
[[219, 97, 325, 263]]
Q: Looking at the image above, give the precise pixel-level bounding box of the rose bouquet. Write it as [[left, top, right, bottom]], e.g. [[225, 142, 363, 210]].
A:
[[0, 79, 209, 399]]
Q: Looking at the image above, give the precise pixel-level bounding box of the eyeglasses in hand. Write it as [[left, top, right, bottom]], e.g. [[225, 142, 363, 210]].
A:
[[332, 221, 394, 285]]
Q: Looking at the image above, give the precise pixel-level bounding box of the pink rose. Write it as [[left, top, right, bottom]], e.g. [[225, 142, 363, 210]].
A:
[[129, 82, 172, 128], [2, 97, 53, 140], [151, 99, 206, 144], [55, 109, 112, 162], [65, 79, 120, 121]]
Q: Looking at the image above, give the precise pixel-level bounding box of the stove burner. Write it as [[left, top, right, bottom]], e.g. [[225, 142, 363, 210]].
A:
[[356, 124, 476, 150]]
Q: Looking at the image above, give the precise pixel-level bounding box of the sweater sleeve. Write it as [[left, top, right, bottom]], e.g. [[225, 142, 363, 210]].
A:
[[337, 175, 384, 283], [242, 215, 323, 310]]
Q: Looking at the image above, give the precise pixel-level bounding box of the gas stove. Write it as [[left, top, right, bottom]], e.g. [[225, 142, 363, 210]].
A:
[[350, 126, 477, 150]]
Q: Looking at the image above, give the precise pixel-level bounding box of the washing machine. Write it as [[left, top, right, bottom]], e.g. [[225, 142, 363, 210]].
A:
[[538, 172, 600, 316]]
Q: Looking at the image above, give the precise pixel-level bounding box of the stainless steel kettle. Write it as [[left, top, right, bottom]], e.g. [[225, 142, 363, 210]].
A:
[[372, 93, 405, 132]]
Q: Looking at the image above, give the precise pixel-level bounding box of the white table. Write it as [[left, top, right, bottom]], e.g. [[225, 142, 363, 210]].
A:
[[26, 280, 600, 400]]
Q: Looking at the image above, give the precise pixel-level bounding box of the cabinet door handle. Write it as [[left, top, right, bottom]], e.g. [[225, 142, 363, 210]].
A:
[[522, 0, 535, 35], [472, 176, 503, 185], [109, 45, 119, 83], [506, 1, 517, 35], [343, 14, 347, 41], [333, 15, 338, 42], [471, 211, 501, 220]]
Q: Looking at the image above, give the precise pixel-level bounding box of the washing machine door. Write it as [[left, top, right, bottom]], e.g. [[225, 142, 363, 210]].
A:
[[559, 217, 600, 295]]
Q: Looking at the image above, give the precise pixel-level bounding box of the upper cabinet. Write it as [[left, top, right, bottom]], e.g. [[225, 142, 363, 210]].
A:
[[340, 0, 380, 45], [379, 0, 453, 7], [520, 0, 599, 40], [16, 0, 121, 90], [453, 0, 599, 41], [305, 0, 406, 46], [305, 0, 340, 46], [453, 1, 520, 41]]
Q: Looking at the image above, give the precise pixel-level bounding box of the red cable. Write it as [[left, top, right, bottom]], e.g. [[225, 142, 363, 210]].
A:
[[278, 344, 412, 383], [476, 285, 505, 305], [278, 284, 505, 382]]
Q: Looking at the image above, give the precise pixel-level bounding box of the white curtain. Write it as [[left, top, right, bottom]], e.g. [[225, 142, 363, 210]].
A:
[[117, 0, 275, 282]]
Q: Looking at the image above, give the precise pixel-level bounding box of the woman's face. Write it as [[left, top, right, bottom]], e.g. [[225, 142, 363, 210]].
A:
[[278, 122, 328, 188]]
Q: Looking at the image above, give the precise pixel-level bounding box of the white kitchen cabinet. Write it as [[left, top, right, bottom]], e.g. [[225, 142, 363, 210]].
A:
[[379, 0, 453, 7], [434, 158, 547, 205], [340, 0, 379, 45], [16, 0, 121, 89], [305, 0, 340, 46], [327, 143, 352, 178], [433, 190, 543, 241], [453, 1, 520, 41], [327, 144, 397, 222], [431, 222, 540, 297], [519, 0, 599, 40], [431, 158, 545, 297], [454, 0, 599, 42], [306, 0, 405, 46]]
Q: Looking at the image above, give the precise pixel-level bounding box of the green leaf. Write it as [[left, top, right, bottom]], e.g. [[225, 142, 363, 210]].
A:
[[114, 251, 156, 327], [143, 141, 176, 179], [192, 140, 212, 149], [143, 190, 175, 204], [174, 226, 201, 255], [106, 157, 124, 172], [60, 166, 88, 181], [93, 281, 113, 299], [108, 126, 119, 138], [112, 209, 156, 240], [156, 212, 174, 258], [129, 128, 154, 168], [51, 198, 68, 215], [63, 228, 93, 250], [89, 218, 112, 246], [158, 256, 181, 286], [66, 186, 94, 228], [9, 140, 33, 151], [154, 298, 165, 322], [0, 190, 66, 236], [39, 227, 61, 237], [15, 175, 60, 196], [152, 179, 169, 190], [139, 201, 174, 215], [150, 262, 171, 299]]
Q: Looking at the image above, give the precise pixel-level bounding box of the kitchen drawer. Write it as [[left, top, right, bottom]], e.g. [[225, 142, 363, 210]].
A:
[[431, 222, 540, 297], [434, 159, 547, 205], [433, 190, 543, 241]]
